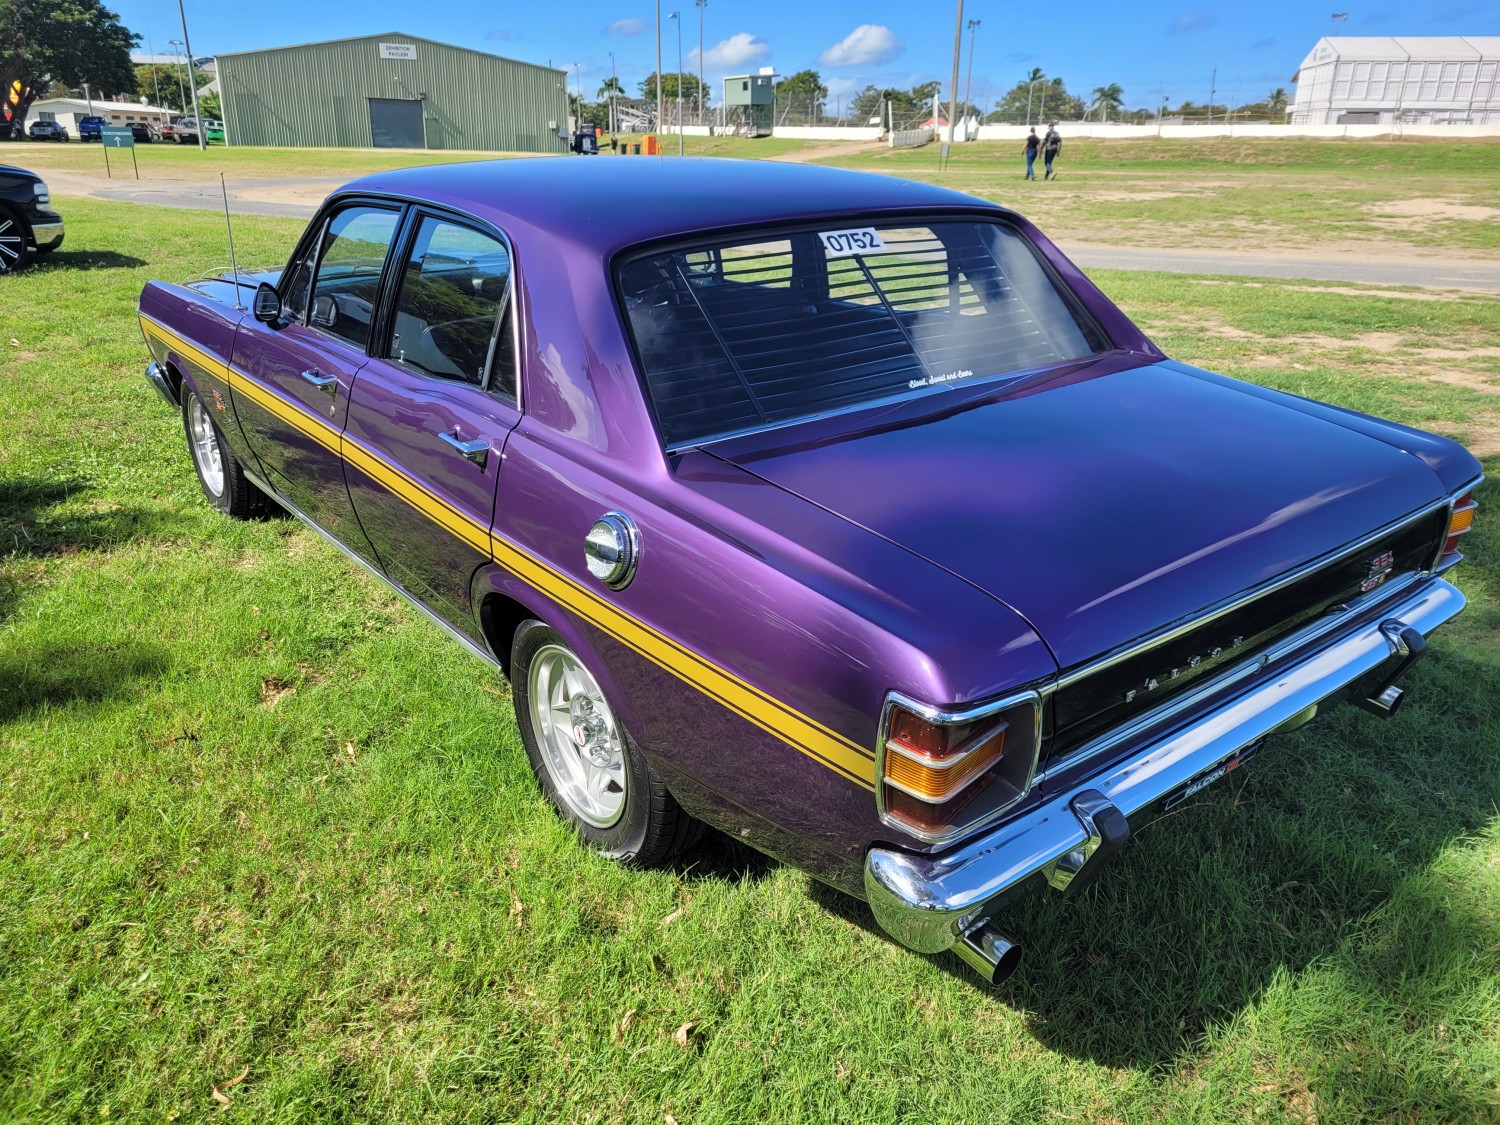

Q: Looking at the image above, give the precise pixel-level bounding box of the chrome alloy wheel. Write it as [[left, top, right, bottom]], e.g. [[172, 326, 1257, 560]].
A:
[[527, 643, 628, 829], [0, 216, 25, 272], [187, 395, 225, 497]]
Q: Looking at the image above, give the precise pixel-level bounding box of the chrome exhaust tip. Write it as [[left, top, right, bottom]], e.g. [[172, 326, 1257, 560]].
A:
[[952, 923, 1022, 986], [1356, 684, 1405, 719]]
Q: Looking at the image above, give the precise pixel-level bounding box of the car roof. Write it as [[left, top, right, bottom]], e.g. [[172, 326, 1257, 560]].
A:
[[337, 157, 1005, 257]]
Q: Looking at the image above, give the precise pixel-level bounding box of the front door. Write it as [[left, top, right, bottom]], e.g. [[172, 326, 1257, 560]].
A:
[[230, 203, 403, 551], [343, 211, 521, 638]]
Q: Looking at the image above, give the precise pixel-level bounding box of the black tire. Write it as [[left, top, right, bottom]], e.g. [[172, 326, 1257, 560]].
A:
[[181, 387, 272, 519], [511, 619, 702, 866], [0, 209, 31, 274]]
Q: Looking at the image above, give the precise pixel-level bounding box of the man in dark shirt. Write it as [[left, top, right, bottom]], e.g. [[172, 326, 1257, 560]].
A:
[[1043, 124, 1062, 180]]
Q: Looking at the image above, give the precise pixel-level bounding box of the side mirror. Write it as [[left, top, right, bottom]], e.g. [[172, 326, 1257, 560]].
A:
[[252, 282, 281, 324], [310, 294, 338, 329]]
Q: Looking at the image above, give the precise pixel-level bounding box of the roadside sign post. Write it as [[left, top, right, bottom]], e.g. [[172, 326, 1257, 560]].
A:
[[101, 126, 139, 180]]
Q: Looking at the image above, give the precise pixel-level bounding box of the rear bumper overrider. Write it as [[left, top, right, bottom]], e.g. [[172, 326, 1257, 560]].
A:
[[864, 577, 1466, 968]]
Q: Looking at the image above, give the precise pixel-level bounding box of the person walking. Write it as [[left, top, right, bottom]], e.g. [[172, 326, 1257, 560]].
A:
[[1043, 124, 1062, 179], [1023, 128, 1039, 180]]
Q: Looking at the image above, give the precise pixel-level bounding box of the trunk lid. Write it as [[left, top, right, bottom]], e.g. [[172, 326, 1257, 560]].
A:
[[707, 360, 1445, 674]]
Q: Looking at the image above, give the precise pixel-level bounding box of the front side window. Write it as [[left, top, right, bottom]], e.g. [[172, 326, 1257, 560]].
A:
[[308, 205, 400, 351], [386, 215, 515, 397], [618, 219, 1108, 447]]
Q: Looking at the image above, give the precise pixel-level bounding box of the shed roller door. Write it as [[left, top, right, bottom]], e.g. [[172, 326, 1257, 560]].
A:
[[369, 98, 425, 148]]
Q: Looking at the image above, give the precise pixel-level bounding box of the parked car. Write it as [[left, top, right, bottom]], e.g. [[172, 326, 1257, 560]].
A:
[[0, 164, 64, 272], [76, 116, 105, 141], [158, 117, 178, 142], [173, 117, 199, 144], [205, 119, 225, 143], [136, 159, 1482, 984], [126, 122, 155, 143], [27, 120, 68, 142]]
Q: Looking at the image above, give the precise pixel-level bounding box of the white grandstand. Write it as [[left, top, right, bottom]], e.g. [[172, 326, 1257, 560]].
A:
[[1290, 36, 1500, 125]]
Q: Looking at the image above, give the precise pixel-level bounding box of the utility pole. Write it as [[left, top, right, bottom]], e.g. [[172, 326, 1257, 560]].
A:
[[609, 51, 617, 134], [696, 0, 707, 125], [146, 33, 162, 108], [946, 0, 964, 147], [655, 0, 664, 144], [670, 11, 683, 155], [176, 0, 205, 150], [1208, 68, 1216, 125], [963, 18, 980, 137]]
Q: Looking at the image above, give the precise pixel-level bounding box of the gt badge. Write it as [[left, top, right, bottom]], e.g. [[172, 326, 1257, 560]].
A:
[[1360, 549, 1395, 593]]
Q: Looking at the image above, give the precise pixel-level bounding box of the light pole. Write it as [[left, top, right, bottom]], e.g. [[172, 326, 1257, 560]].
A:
[[1026, 79, 1038, 126], [176, 0, 206, 150], [168, 39, 187, 113], [655, 0, 664, 145], [946, 0, 964, 147], [573, 61, 582, 126], [963, 18, 980, 137], [669, 11, 683, 155], [695, 0, 707, 125], [608, 51, 617, 134]]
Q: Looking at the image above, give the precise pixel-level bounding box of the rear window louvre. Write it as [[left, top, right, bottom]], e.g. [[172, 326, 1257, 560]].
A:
[[618, 220, 1107, 447]]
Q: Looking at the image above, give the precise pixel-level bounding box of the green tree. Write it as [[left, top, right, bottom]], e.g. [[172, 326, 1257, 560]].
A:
[[985, 73, 1083, 124], [597, 76, 624, 100], [1, 0, 136, 136], [638, 71, 710, 108], [774, 68, 827, 117], [1089, 83, 1125, 122]]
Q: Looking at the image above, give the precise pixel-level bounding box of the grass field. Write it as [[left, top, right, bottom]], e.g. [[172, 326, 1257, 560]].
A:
[[1, 178, 1498, 1121], [13, 133, 1500, 258]]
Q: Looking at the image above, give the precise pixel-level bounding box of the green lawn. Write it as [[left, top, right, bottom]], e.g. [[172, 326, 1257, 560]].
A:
[[1, 198, 1497, 1122]]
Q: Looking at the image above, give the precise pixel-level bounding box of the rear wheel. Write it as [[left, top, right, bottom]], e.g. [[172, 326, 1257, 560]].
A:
[[0, 210, 30, 274], [182, 388, 271, 519], [512, 620, 702, 865]]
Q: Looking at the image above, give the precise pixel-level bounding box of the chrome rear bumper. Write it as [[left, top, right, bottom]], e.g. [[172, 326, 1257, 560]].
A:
[[145, 361, 179, 408], [864, 577, 1466, 958]]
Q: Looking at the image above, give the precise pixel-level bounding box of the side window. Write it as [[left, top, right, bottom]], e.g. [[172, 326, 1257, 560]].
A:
[[387, 215, 515, 397], [308, 206, 400, 352]]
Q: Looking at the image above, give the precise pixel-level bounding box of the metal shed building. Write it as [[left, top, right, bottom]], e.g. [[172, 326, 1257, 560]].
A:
[[1291, 36, 1500, 125], [216, 32, 568, 152]]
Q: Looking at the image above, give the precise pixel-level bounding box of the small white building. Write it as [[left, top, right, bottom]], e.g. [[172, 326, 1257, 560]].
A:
[[28, 97, 175, 133], [1290, 36, 1500, 125]]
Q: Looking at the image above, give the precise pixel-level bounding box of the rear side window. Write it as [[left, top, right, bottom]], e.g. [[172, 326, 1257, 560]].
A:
[[618, 220, 1107, 447], [386, 215, 515, 397]]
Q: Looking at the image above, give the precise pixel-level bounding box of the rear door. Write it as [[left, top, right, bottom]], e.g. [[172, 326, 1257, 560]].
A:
[[230, 202, 402, 553], [342, 209, 521, 639]]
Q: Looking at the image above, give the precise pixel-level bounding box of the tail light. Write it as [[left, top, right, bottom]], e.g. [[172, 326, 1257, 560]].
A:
[[877, 690, 1042, 843], [1442, 491, 1477, 559]]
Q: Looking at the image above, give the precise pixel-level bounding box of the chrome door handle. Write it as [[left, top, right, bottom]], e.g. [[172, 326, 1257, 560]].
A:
[[300, 370, 337, 395], [439, 430, 489, 468]]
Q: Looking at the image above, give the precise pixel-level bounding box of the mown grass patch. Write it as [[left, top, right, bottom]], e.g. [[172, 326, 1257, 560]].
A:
[[1, 197, 1497, 1122]]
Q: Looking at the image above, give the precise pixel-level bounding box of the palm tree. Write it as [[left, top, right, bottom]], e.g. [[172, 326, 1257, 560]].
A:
[[597, 76, 625, 100], [1025, 67, 1045, 84], [1267, 87, 1289, 116], [1090, 83, 1125, 122]]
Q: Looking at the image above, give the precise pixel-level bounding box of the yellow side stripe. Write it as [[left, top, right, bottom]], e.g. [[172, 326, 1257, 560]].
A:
[[140, 313, 876, 787]]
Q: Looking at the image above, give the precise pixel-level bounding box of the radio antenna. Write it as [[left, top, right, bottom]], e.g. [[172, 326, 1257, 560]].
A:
[[219, 173, 244, 310]]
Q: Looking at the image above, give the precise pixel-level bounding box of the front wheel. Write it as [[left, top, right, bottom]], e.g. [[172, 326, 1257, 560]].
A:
[[511, 620, 702, 865], [0, 211, 30, 273], [182, 387, 271, 519]]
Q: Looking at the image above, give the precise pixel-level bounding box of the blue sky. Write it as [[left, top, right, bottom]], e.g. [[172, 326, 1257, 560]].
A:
[[113, 1, 1500, 110]]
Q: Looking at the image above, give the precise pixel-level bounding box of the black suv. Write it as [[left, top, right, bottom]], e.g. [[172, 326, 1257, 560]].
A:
[[0, 165, 64, 273]]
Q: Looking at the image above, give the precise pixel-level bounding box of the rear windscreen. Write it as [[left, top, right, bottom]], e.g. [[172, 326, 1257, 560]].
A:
[[617, 219, 1108, 447]]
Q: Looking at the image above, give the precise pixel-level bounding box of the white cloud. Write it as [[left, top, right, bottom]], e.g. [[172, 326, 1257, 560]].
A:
[[819, 25, 902, 67], [605, 18, 648, 37], [825, 76, 861, 100], [699, 32, 771, 69]]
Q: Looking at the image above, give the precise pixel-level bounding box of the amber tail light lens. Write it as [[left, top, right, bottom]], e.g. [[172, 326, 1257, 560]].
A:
[[878, 695, 1040, 841], [1443, 492, 1478, 557]]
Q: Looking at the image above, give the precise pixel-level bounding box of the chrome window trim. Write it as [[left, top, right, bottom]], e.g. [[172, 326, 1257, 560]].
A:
[[875, 687, 1043, 845], [1051, 485, 1475, 694]]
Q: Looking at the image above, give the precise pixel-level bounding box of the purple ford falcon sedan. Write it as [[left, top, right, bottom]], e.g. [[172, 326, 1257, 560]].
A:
[[137, 158, 1481, 984]]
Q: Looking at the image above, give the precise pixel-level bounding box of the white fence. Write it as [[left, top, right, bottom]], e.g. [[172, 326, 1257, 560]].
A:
[[888, 127, 935, 149], [969, 122, 1500, 140]]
